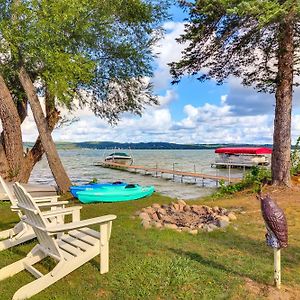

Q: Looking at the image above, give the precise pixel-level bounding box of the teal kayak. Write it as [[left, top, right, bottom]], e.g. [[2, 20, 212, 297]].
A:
[[77, 184, 155, 203]]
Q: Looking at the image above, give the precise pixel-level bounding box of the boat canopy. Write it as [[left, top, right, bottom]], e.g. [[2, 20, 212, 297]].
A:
[[215, 147, 272, 155], [107, 152, 130, 157]]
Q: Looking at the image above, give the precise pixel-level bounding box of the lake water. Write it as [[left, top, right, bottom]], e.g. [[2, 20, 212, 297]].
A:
[[29, 149, 243, 199]]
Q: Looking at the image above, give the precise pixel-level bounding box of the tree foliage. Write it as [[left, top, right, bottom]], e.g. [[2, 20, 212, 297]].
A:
[[0, 0, 168, 123], [170, 0, 299, 92], [170, 0, 300, 186]]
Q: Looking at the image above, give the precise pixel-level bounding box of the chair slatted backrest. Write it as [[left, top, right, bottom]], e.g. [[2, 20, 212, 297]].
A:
[[13, 183, 62, 260], [0, 176, 23, 219], [0, 176, 17, 206]]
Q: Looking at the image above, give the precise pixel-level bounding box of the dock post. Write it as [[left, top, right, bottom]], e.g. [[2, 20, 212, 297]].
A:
[[155, 163, 158, 177], [172, 163, 175, 181], [228, 165, 231, 183], [194, 165, 197, 183]]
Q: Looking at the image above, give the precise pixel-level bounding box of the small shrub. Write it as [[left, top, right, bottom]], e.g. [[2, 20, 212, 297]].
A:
[[215, 166, 271, 197], [291, 137, 300, 176]]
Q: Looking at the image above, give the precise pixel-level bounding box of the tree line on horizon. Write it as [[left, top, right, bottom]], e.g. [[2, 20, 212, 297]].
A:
[[1, 0, 299, 191]]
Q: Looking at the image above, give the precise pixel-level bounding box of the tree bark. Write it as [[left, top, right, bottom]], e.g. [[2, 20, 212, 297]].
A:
[[20, 107, 60, 182], [0, 74, 25, 180], [18, 66, 71, 192], [271, 11, 294, 186]]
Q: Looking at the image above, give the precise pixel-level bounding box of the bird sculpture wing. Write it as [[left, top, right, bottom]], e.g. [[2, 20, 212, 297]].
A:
[[260, 194, 288, 248]]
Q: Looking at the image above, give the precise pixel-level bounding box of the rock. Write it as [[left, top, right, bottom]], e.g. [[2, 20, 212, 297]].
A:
[[142, 207, 155, 215], [139, 212, 151, 221], [212, 206, 219, 213], [171, 203, 180, 211], [217, 220, 229, 228], [178, 199, 187, 206], [181, 227, 191, 232], [217, 215, 230, 222], [191, 206, 206, 215], [152, 203, 161, 209], [202, 224, 218, 232], [219, 208, 228, 215], [227, 212, 237, 221], [157, 208, 166, 215], [164, 223, 178, 230], [188, 229, 198, 235], [183, 205, 191, 212], [151, 212, 159, 221], [141, 220, 151, 229], [153, 221, 163, 229], [161, 204, 169, 209], [178, 204, 185, 211]]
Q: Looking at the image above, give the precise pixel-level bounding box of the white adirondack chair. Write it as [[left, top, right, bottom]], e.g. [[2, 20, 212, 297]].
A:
[[0, 183, 116, 300], [0, 176, 81, 251]]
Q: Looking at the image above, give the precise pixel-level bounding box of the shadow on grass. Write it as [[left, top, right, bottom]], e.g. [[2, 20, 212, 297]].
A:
[[169, 247, 260, 283], [168, 230, 300, 286], [196, 230, 300, 267]]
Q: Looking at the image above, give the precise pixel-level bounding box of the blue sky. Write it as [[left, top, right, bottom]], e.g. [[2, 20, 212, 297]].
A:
[[21, 5, 300, 144]]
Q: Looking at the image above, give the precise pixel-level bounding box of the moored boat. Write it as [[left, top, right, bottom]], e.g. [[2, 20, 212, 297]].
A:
[[212, 147, 272, 168], [77, 184, 154, 203], [104, 152, 133, 165], [70, 181, 126, 198]]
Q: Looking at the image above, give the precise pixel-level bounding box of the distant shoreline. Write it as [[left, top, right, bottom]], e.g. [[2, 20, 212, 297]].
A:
[[24, 141, 275, 151]]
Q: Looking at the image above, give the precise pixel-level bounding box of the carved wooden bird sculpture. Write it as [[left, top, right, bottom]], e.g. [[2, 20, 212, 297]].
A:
[[258, 194, 288, 249]]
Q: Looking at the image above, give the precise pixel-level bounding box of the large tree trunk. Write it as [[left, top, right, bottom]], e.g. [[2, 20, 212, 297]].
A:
[[271, 11, 294, 186], [21, 106, 60, 182], [0, 74, 25, 180], [18, 66, 71, 192]]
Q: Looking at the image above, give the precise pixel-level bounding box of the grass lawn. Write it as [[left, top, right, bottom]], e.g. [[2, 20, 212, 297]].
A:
[[0, 188, 300, 299]]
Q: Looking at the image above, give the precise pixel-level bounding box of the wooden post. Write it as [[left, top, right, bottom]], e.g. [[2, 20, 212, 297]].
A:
[[274, 248, 281, 289], [155, 163, 158, 177], [172, 163, 175, 181], [194, 164, 197, 183], [100, 223, 109, 274], [228, 165, 231, 183]]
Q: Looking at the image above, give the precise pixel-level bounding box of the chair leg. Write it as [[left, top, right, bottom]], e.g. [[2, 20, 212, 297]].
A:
[[0, 246, 45, 281], [13, 253, 95, 300], [0, 221, 24, 239], [100, 223, 109, 274], [0, 231, 36, 251]]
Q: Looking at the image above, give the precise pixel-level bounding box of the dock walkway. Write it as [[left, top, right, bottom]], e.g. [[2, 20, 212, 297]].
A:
[[95, 161, 240, 184]]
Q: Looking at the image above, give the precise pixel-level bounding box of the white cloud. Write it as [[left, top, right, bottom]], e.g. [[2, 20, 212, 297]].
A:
[[152, 21, 187, 89]]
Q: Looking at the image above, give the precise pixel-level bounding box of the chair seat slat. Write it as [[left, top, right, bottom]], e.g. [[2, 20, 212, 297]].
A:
[[69, 229, 99, 246]]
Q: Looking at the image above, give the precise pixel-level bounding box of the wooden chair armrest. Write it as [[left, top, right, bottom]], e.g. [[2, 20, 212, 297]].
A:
[[42, 206, 82, 218], [33, 196, 61, 203], [47, 215, 117, 233], [37, 201, 69, 208]]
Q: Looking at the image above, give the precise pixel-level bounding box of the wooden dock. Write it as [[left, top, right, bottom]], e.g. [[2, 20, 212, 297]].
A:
[[95, 161, 240, 185]]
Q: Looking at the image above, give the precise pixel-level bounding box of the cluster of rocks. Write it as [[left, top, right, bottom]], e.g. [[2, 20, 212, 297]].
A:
[[137, 200, 237, 234]]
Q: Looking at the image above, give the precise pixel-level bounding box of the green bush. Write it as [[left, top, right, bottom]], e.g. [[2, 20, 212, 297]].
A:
[[215, 166, 271, 197], [291, 137, 300, 176]]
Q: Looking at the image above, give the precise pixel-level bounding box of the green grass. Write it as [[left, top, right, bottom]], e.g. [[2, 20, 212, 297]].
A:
[[0, 191, 300, 299]]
